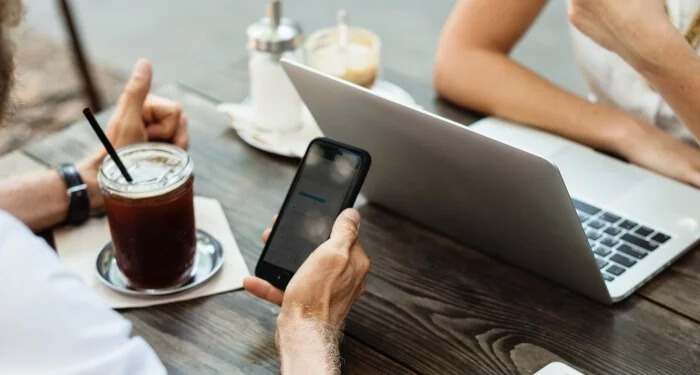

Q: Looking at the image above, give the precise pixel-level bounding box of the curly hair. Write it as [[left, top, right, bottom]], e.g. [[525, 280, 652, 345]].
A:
[[0, 0, 23, 127]]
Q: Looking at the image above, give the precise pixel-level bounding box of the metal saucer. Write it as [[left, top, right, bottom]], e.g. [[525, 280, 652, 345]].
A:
[[95, 229, 224, 296]]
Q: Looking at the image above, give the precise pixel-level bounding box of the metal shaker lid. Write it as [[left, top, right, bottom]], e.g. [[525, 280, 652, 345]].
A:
[[247, 1, 303, 53]]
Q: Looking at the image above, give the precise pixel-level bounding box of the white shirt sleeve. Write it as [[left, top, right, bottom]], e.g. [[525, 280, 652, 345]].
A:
[[0, 211, 166, 375]]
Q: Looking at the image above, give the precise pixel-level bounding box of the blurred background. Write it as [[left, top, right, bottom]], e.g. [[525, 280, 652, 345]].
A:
[[3, 0, 585, 154]]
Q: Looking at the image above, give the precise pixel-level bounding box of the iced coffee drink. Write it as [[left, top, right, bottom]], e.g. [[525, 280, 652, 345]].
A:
[[99, 143, 196, 289]]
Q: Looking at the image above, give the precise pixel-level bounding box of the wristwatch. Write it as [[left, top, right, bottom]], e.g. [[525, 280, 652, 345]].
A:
[[56, 163, 91, 226]]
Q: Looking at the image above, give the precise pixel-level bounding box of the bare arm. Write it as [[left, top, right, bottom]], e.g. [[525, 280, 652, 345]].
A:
[[435, 0, 700, 187], [277, 318, 341, 375], [434, 0, 636, 151], [567, 0, 700, 142], [637, 34, 700, 142], [0, 155, 102, 232]]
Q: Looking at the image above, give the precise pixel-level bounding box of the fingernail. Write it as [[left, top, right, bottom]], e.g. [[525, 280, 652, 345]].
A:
[[343, 208, 360, 224], [133, 59, 150, 78]]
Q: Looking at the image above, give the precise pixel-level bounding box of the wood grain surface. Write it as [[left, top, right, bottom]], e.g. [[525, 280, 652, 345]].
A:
[[21, 83, 700, 374]]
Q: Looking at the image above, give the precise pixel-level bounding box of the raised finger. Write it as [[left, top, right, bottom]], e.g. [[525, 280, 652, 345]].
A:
[[113, 59, 152, 121]]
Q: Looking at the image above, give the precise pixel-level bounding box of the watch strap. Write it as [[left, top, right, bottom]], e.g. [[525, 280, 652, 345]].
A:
[[56, 163, 90, 226]]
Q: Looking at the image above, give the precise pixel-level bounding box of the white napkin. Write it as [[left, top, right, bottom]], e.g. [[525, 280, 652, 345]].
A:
[[55, 196, 250, 309]]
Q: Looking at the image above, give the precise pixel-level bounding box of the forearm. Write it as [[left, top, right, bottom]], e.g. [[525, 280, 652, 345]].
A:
[[0, 170, 69, 231], [631, 26, 700, 141], [277, 317, 342, 375], [434, 48, 638, 153], [0, 155, 103, 232]]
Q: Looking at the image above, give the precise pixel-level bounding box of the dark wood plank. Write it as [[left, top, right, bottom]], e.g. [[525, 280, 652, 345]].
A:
[[125, 292, 413, 375], [24, 84, 700, 374], [637, 247, 700, 322]]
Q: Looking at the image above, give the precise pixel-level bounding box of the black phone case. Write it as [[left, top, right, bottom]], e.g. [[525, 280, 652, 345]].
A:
[[255, 137, 372, 290]]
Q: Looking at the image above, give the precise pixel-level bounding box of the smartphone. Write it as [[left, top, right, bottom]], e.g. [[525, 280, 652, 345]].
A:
[[255, 138, 372, 290]]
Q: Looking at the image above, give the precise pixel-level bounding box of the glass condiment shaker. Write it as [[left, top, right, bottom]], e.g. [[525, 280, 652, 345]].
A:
[[246, 0, 303, 132]]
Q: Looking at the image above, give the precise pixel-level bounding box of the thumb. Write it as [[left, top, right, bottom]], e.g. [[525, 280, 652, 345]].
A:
[[327, 208, 361, 249], [115, 59, 152, 118]]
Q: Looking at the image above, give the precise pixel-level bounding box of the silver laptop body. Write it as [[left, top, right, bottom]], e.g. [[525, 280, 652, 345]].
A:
[[281, 59, 700, 304]]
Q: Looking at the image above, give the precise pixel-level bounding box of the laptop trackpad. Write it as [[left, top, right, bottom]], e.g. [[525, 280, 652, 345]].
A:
[[550, 147, 650, 205]]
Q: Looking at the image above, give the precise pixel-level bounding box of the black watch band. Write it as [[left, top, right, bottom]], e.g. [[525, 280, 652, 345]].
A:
[[57, 164, 91, 226]]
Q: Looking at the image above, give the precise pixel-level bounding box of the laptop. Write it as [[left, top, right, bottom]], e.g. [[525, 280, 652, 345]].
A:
[[281, 59, 700, 304]]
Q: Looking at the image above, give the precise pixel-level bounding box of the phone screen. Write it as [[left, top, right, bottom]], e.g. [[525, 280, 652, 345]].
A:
[[263, 142, 363, 272]]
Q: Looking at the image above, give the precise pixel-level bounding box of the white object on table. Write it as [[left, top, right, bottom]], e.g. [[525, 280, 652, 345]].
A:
[[533, 362, 585, 375], [218, 79, 418, 158], [249, 50, 303, 132], [54, 196, 250, 309], [246, 0, 304, 132]]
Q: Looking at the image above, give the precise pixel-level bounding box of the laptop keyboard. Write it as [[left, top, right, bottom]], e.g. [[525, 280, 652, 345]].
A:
[[572, 198, 672, 283]]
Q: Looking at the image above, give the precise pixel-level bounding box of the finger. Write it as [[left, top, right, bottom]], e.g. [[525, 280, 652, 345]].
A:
[[327, 208, 361, 250], [114, 59, 152, 121], [171, 113, 189, 149], [351, 243, 371, 276], [143, 95, 183, 142], [243, 276, 284, 306], [262, 228, 272, 244], [143, 95, 182, 123], [145, 112, 186, 143], [261, 215, 278, 244]]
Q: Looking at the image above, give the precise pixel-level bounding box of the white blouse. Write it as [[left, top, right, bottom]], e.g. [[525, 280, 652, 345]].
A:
[[0, 210, 166, 375], [569, 0, 699, 144]]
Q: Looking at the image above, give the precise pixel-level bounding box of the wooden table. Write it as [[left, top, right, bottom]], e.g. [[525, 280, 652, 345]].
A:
[[12, 75, 700, 374]]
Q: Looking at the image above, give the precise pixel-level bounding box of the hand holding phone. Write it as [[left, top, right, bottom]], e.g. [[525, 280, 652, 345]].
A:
[[244, 208, 370, 374], [245, 208, 370, 323], [255, 138, 371, 289]]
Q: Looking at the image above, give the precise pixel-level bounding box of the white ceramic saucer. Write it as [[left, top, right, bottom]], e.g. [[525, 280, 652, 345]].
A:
[[218, 80, 418, 158]]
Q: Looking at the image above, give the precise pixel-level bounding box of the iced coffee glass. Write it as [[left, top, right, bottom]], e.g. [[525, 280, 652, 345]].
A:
[[99, 143, 196, 289], [306, 27, 381, 88]]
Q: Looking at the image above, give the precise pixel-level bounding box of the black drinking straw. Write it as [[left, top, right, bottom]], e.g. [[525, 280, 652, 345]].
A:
[[82, 108, 133, 183]]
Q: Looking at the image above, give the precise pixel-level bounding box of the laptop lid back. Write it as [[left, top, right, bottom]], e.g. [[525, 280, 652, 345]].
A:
[[282, 60, 611, 303]]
